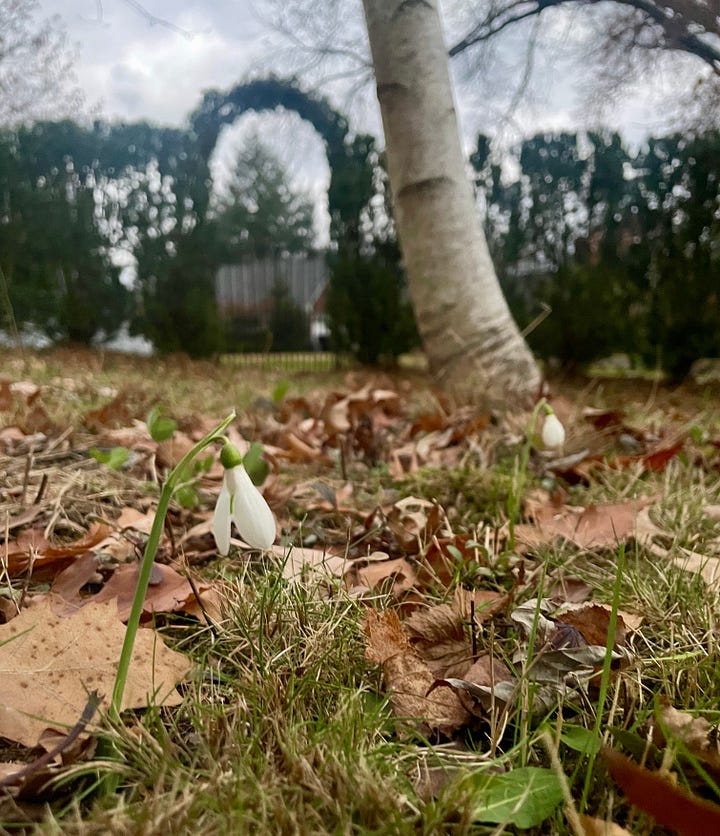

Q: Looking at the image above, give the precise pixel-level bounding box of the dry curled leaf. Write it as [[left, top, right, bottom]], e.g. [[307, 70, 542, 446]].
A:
[[364, 610, 470, 735], [653, 704, 720, 775], [432, 655, 515, 716], [555, 604, 628, 649], [404, 604, 471, 678]]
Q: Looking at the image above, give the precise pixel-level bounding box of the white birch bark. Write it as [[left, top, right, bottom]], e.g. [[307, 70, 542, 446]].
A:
[[361, 0, 541, 407]]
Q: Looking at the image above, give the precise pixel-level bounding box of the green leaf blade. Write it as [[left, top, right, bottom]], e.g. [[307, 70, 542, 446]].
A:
[[147, 406, 177, 442], [89, 446, 129, 470], [469, 767, 563, 828]]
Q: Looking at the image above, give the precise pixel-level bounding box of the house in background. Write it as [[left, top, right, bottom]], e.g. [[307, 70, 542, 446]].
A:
[[215, 253, 330, 351]]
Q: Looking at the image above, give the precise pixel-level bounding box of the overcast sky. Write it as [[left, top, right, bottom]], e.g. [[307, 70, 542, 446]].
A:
[[40, 1, 270, 125], [38, 0, 683, 242]]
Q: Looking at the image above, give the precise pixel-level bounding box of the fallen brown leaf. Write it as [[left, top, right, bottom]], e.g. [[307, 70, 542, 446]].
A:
[[386, 496, 443, 553], [56, 562, 215, 623], [609, 439, 684, 473], [0, 599, 190, 748], [271, 544, 348, 583], [0, 379, 13, 410], [155, 433, 195, 469], [3, 522, 112, 580], [354, 557, 418, 598], [453, 587, 508, 621], [404, 605, 471, 678], [555, 604, 628, 649], [547, 575, 594, 604], [22, 403, 56, 435], [514, 498, 662, 551], [653, 704, 720, 775], [83, 390, 136, 431], [0, 426, 26, 447], [671, 547, 720, 588], [364, 608, 410, 664], [602, 746, 720, 835], [277, 431, 329, 463], [582, 406, 627, 431], [446, 655, 515, 716], [49, 553, 100, 613], [364, 609, 470, 735], [115, 507, 157, 535]]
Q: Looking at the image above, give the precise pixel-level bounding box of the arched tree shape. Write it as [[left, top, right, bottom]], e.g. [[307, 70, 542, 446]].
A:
[[188, 78, 416, 364], [189, 77, 376, 251], [2, 79, 380, 357]]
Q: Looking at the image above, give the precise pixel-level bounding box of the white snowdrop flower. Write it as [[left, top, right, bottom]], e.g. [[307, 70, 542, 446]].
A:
[[212, 443, 276, 554], [541, 412, 566, 449]]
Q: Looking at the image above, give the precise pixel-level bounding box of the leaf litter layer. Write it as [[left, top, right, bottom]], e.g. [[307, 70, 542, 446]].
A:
[[2, 348, 720, 832]]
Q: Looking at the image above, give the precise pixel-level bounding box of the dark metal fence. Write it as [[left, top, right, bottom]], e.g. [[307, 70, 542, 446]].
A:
[[219, 351, 344, 372]]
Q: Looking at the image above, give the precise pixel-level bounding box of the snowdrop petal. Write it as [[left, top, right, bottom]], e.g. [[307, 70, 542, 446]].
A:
[[212, 480, 232, 556], [229, 464, 276, 550], [542, 413, 566, 449]]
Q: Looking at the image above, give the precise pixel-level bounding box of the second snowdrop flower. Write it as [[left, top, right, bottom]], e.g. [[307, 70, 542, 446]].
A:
[[541, 410, 566, 450]]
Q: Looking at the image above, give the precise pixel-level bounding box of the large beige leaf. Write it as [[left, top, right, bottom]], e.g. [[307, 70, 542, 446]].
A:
[[514, 498, 662, 550], [645, 541, 720, 588], [0, 599, 190, 748], [670, 546, 720, 588], [271, 544, 349, 582]]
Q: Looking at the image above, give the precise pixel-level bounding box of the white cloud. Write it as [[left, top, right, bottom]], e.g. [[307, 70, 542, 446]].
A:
[[43, 0, 267, 124], [100, 29, 263, 124]]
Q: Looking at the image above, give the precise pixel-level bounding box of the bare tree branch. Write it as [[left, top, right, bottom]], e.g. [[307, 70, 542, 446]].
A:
[[253, 0, 375, 116], [449, 0, 720, 74], [0, 0, 84, 126], [449, 0, 561, 56], [85, 0, 194, 38]]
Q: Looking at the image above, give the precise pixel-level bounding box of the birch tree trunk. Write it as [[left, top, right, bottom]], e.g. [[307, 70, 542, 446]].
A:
[[361, 0, 541, 407]]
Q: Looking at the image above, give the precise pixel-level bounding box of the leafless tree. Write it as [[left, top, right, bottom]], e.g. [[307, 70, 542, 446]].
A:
[[0, 0, 83, 126], [258, 0, 720, 129]]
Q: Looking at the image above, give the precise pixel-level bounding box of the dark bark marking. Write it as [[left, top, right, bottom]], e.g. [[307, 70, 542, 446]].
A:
[[393, 0, 433, 22], [398, 175, 452, 199], [376, 82, 409, 99]]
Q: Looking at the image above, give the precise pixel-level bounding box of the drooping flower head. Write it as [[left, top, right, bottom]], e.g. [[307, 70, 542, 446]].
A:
[[212, 442, 276, 555], [541, 409, 566, 450]]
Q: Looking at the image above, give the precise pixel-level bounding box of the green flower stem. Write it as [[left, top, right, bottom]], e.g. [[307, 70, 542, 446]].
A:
[[507, 398, 547, 551], [109, 411, 236, 723], [581, 542, 625, 812]]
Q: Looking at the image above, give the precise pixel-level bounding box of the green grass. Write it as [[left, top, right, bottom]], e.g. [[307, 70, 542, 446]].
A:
[[44, 569, 422, 834], [3, 348, 720, 833], [49, 521, 719, 833]]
